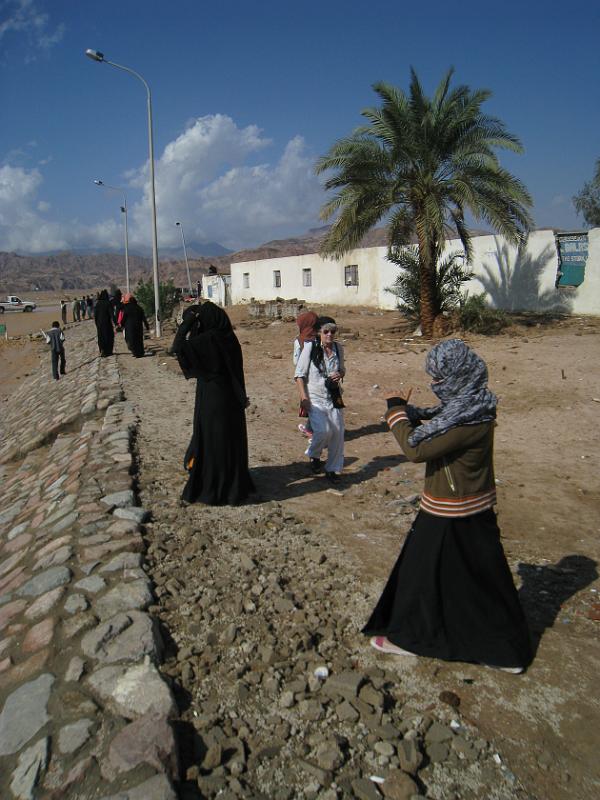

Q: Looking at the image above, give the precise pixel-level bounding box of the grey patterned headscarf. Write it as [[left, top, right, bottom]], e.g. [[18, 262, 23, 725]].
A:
[[407, 339, 497, 446]]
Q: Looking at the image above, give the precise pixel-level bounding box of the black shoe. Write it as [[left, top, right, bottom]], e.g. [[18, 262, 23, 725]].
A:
[[326, 471, 340, 483], [310, 458, 323, 474]]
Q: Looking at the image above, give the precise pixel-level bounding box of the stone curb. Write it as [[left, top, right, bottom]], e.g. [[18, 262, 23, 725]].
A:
[[0, 326, 178, 800]]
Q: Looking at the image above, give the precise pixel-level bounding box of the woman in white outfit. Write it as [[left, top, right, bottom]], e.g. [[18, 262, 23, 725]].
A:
[[294, 318, 345, 483]]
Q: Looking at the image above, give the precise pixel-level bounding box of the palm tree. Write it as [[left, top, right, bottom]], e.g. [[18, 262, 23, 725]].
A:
[[315, 68, 533, 336]]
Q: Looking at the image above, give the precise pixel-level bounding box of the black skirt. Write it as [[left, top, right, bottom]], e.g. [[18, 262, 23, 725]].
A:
[[183, 376, 254, 506], [363, 509, 532, 668]]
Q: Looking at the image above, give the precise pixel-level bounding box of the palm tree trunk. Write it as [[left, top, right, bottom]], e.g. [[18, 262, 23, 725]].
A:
[[417, 230, 437, 337]]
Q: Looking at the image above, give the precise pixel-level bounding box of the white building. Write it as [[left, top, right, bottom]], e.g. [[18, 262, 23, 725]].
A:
[[202, 273, 231, 306], [230, 228, 600, 315]]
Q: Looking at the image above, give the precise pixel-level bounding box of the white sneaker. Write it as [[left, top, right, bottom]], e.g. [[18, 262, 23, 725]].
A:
[[485, 664, 525, 674]]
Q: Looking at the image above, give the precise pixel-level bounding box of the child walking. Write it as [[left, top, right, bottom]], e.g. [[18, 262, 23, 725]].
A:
[[42, 321, 66, 381]]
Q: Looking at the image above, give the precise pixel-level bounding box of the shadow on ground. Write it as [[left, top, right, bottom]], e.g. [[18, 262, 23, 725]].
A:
[[518, 555, 598, 656], [250, 453, 409, 502]]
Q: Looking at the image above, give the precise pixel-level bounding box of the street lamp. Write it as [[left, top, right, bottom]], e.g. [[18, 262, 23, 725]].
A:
[[94, 179, 130, 293], [85, 48, 161, 337], [175, 222, 193, 295]]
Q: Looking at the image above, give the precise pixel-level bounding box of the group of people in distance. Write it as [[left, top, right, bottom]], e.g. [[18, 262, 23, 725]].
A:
[[172, 301, 532, 674], [44, 288, 150, 379], [93, 289, 150, 359], [59, 296, 95, 325]]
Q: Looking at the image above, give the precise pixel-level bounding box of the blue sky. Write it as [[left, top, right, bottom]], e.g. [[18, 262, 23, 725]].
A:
[[1, 0, 598, 254]]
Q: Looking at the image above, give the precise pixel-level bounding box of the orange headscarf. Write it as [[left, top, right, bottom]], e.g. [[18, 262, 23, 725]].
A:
[[296, 311, 318, 346]]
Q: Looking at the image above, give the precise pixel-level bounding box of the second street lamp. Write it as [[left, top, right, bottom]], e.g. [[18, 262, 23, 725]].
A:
[[94, 180, 130, 293], [85, 48, 161, 336], [175, 221, 193, 295]]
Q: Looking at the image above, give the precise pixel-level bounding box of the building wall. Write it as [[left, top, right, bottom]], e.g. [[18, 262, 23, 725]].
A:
[[201, 274, 229, 306], [231, 228, 600, 315]]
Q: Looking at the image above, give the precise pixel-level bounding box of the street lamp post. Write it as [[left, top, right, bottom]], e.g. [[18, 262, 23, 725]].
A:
[[94, 179, 130, 293], [175, 222, 193, 295], [85, 48, 161, 337]]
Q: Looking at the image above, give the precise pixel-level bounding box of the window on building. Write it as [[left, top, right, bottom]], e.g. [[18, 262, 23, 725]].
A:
[[207, 286, 213, 298], [344, 264, 359, 286], [243, 273, 250, 289], [302, 268, 312, 287], [273, 270, 282, 288]]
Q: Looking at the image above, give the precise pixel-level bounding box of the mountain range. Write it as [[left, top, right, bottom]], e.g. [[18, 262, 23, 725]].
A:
[[0, 226, 400, 293]]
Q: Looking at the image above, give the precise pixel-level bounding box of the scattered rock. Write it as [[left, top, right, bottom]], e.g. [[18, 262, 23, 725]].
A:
[[381, 769, 419, 800], [352, 776, 382, 799]]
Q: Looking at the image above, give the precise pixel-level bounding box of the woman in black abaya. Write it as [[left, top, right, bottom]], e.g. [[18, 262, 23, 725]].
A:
[[94, 290, 114, 357], [122, 295, 149, 357], [172, 302, 254, 506]]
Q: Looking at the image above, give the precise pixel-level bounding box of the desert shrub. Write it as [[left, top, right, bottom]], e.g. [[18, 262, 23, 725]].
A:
[[458, 293, 508, 334], [135, 278, 180, 320], [387, 246, 474, 317]]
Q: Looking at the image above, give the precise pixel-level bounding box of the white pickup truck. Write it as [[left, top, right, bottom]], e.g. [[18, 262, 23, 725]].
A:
[[0, 295, 37, 313]]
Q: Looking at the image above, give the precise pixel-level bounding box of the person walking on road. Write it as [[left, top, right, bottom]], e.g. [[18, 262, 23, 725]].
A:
[[60, 300, 67, 325], [172, 302, 254, 506], [294, 317, 345, 483], [42, 321, 66, 380], [121, 295, 150, 357], [363, 339, 532, 674], [94, 290, 115, 357], [72, 297, 80, 322]]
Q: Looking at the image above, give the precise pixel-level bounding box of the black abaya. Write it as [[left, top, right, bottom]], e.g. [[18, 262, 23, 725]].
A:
[[122, 300, 149, 357], [94, 292, 114, 357], [173, 302, 254, 506], [363, 509, 532, 668]]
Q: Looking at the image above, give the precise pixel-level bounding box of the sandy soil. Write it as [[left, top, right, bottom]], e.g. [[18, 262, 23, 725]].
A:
[[111, 304, 600, 799]]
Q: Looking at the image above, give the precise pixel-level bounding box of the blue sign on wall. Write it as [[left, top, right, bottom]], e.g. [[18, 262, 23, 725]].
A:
[[555, 232, 588, 287]]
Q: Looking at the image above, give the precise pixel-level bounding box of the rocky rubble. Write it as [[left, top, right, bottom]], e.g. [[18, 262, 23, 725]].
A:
[[143, 494, 530, 800], [0, 327, 178, 799]]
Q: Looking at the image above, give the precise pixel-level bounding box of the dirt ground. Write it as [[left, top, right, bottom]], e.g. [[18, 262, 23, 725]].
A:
[[231, 307, 600, 799], [2, 302, 600, 798]]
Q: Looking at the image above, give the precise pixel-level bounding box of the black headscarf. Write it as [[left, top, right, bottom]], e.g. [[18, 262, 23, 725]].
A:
[[172, 302, 248, 407]]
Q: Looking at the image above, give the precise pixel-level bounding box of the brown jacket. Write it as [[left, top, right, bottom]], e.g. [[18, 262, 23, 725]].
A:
[[385, 401, 496, 517]]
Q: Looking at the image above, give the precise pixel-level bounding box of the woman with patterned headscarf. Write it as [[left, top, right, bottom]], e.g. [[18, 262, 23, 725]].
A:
[[364, 339, 531, 673], [172, 302, 254, 506]]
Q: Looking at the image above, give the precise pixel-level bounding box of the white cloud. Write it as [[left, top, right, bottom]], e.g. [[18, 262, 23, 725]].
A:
[[127, 114, 324, 250], [0, 0, 65, 59], [0, 114, 326, 254], [0, 163, 118, 253]]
